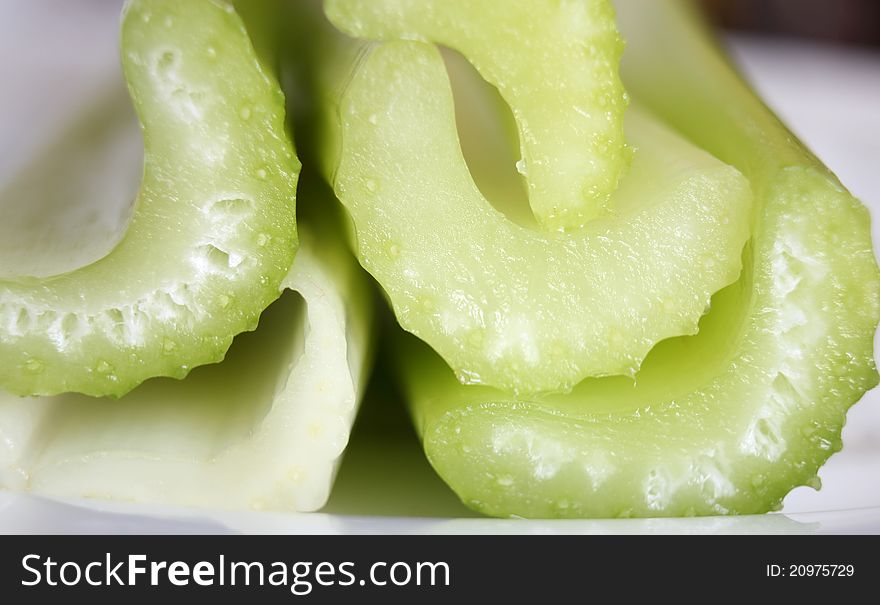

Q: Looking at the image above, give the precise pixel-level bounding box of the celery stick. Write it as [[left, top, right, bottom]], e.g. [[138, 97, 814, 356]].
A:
[[396, 0, 879, 517], [0, 197, 373, 513], [313, 24, 751, 395], [326, 0, 630, 231], [0, 0, 299, 397]]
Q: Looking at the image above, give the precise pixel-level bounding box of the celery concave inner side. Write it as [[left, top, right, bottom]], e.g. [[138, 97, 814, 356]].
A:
[[0, 212, 373, 513], [318, 38, 750, 395], [0, 0, 299, 397], [325, 0, 630, 230], [0, 88, 142, 279], [401, 0, 879, 518]]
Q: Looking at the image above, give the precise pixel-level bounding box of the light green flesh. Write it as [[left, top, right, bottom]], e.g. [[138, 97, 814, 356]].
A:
[[327, 40, 750, 395], [0, 211, 374, 513], [325, 0, 629, 231], [399, 0, 880, 518], [0, 0, 299, 397], [0, 0, 873, 522]]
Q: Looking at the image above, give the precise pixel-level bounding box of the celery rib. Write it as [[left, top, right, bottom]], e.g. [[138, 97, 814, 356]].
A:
[[0, 212, 373, 513], [326, 0, 630, 231], [315, 29, 751, 395], [396, 0, 880, 517], [0, 0, 299, 397]]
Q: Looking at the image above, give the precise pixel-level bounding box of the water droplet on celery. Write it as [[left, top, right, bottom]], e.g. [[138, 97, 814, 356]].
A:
[[208, 197, 252, 217], [467, 330, 485, 347], [702, 256, 718, 272], [162, 338, 177, 354], [156, 51, 176, 72], [24, 358, 44, 373]]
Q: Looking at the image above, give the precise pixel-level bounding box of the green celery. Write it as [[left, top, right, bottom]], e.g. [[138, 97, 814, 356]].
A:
[[311, 2, 752, 395], [316, 0, 879, 517], [0, 0, 299, 397], [0, 180, 373, 512]]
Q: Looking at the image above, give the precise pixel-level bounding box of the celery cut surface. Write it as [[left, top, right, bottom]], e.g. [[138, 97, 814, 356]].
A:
[[389, 0, 880, 517], [302, 0, 880, 517], [0, 210, 372, 512], [0, 0, 299, 397], [326, 0, 630, 230], [317, 36, 751, 395]]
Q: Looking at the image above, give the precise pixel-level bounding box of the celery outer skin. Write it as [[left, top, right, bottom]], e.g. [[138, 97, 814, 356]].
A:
[[399, 0, 879, 518]]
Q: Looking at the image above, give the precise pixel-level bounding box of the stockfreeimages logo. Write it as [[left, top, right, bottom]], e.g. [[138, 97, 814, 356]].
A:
[[21, 554, 450, 595]]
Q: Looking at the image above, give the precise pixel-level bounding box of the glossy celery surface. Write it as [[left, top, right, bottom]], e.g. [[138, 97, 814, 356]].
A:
[[395, 0, 879, 517], [0, 200, 373, 512], [326, 0, 631, 231], [316, 3, 752, 395], [0, 0, 299, 397]]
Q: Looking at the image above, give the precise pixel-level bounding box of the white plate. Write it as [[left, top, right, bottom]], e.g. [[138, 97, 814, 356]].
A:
[[0, 2, 878, 534]]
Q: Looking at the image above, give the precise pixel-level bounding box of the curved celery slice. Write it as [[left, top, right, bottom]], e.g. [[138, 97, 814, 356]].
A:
[[318, 39, 750, 395], [0, 214, 373, 513], [400, 0, 880, 518], [325, 0, 630, 230], [0, 0, 299, 397]]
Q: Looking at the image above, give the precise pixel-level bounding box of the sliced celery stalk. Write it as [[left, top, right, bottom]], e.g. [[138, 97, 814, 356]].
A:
[[398, 0, 879, 518], [315, 34, 751, 395], [0, 0, 299, 397], [325, 0, 630, 231], [0, 208, 373, 513]]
